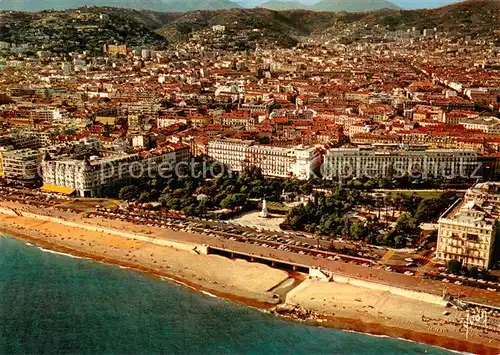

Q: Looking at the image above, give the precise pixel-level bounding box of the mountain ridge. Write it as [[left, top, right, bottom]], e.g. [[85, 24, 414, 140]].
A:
[[258, 1, 310, 11], [0, 0, 242, 12], [315, 0, 400, 12], [258, 0, 401, 12], [0, 0, 497, 50], [0, 0, 465, 12]]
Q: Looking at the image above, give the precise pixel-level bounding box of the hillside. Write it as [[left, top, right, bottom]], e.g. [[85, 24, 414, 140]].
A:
[[358, 0, 499, 34], [157, 0, 498, 46], [0, 0, 465, 12], [156, 8, 354, 47], [0, 0, 497, 51], [248, 0, 465, 8], [0, 7, 171, 54]]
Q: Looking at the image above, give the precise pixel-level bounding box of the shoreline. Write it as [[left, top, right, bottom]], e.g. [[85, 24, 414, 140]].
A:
[[0, 226, 277, 310], [2, 226, 499, 354]]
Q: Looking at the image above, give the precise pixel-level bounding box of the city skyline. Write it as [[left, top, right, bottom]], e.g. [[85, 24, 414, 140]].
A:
[[0, 1, 499, 353]]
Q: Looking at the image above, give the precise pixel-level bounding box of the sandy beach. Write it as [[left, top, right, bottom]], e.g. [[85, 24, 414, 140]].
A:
[[0, 213, 291, 306], [284, 279, 500, 353], [1, 201, 499, 354]]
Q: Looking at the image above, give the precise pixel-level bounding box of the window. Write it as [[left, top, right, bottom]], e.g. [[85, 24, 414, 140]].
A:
[[466, 233, 479, 242]]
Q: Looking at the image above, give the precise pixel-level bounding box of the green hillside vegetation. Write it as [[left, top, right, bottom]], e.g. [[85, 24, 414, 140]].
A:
[[0, 0, 497, 51]]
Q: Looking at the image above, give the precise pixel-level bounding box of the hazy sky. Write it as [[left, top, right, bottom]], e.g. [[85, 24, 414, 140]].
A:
[[392, 0, 464, 9]]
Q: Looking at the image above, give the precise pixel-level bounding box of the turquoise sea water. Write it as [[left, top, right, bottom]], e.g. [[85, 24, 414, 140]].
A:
[[0, 236, 455, 355]]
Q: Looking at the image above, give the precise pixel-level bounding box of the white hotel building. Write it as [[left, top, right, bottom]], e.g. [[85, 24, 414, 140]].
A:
[[42, 146, 190, 197], [42, 154, 141, 197], [323, 148, 478, 181], [207, 139, 320, 180]]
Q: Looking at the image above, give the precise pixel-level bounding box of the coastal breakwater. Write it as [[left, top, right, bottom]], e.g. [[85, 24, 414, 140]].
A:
[[0, 206, 445, 307]]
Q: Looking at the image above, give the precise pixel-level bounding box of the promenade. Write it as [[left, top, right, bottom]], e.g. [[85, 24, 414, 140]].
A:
[[1, 200, 499, 308]]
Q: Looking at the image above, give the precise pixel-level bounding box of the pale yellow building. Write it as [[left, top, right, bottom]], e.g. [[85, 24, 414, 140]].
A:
[[437, 193, 499, 269], [105, 44, 127, 56]]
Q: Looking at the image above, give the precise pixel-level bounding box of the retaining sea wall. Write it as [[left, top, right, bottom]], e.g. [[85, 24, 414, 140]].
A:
[[331, 274, 447, 306], [0, 207, 19, 216], [0, 205, 446, 306], [4, 209, 198, 253]]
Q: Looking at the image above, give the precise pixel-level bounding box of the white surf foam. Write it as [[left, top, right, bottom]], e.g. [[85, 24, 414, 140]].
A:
[[200, 290, 219, 298], [38, 247, 84, 259]]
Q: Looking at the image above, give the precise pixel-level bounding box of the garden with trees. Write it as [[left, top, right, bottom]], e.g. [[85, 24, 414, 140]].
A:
[[280, 189, 459, 248], [115, 161, 285, 218], [108, 160, 461, 249]]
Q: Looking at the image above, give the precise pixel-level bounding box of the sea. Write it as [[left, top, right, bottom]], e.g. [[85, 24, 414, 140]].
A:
[[0, 236, 456, 355]]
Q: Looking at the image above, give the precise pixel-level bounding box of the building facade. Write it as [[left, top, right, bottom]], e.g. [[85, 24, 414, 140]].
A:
[[42, 145, 190, 197], [207, 139, 319, 180], [323, 148, 479, 181], [437, 197, 498, 269], [207, 139, 253, 173], [1, 148, 41, 184]]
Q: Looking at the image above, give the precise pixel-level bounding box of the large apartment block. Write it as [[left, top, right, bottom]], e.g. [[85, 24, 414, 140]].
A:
[[323, 148, 478, 181], [207, 139, 320, 180], [1, 148, 42, 184], [42, 145, 190, 197], [42, 154, 140, 197], [208, 139, 252, 173], [437, 191, 499, 269]]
